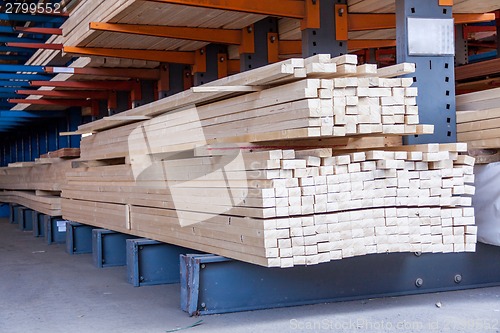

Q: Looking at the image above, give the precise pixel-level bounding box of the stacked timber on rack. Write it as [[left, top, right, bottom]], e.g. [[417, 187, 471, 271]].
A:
[[61, 55, 477, 267], [456, 87, 500, 163], [0, 148, 79, 216]]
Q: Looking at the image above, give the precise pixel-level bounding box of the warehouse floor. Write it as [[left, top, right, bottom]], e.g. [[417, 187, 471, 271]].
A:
[[1, 219, 499, 333]]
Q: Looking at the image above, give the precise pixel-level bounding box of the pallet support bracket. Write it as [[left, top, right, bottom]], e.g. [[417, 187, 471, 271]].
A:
[[66, 221, 93, 255], [126, 238, 201, 287], [19, 208, 33, 231], [44, 216, 67, 244], [32, 211, 45, 238], [180, 244, 500, 316], [8, 203, 18, 224], [14, 206, 27, 225], [92, 229, 137, 268]]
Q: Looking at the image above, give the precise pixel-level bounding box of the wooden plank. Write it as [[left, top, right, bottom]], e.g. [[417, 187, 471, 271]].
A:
[[377, 63, 416, 78]]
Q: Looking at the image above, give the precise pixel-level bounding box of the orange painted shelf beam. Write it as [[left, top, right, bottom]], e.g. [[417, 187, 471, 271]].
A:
[[30, 80, 136, 90], [90, 22, 242, 45], [44, 66, 161, 80], [146, 0, 305, 18], [6, 42, 63, 50], [63, 46, 195, 64], [16, 89, 110, 99], [8, 98, 93, 107], [15, 27, 63, 35]]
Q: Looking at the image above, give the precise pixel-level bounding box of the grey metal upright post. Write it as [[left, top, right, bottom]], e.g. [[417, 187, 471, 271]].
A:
[[455, 24, 469, 66], [396, 0, 456, 144], [302, 0, 348, 57]]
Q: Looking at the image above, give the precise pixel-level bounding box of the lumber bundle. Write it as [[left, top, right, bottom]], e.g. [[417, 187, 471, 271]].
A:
[[0, 150, 79, 216], [62, 143, 476, 267], [40, 148, 80, 159], [456, 88, 500, 150], [0, 191, 61, 216], [78, 56, 430, 161], [58, 54, 477, 268], [0, 159, 73, 192]]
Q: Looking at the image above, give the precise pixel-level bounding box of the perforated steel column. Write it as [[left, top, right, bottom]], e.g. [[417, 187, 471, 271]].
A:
[[455, 24, 469, 66], [396, 0, 456, 144]]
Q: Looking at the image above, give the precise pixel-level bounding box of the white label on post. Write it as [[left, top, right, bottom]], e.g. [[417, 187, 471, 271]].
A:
[[407, 18, 454, 56], [56, 220, 67, 232]]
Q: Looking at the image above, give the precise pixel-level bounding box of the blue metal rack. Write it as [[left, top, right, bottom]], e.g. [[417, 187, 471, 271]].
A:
[[32, 211, 45, 238], [180, 245, 500, 316], [65, 222, 93, 255], [92, 229, 138, 268], [44, 216, 67, 244], [127, 238, 202, 287], [18, 208, 33, 231]]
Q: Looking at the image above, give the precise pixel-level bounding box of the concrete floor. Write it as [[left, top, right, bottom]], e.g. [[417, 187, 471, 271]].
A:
[[0, 218, 499, 333]]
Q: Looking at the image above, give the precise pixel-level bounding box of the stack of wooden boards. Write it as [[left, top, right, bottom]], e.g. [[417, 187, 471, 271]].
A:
[[457, 87, 500, 150], [60, 54, 477, 267], [62, 143, 477, 267], [0, 149, 78, 216]]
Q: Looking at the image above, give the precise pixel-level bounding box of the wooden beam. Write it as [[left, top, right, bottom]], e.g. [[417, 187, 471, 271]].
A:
[[90, 22, 242, 45], [146, 0, 305, 19], [59, 131, 94, 136], [8, 98, 93, 107], [456, 78, 500, 95], [192, 86, 264, 92], [44, 66, 161, 80], [455, 57, 500, 81], [30, 80, 136, 90], [16, 89, 109, 99], [103, 116, 152, 121], [63, 46, 195, 64]]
